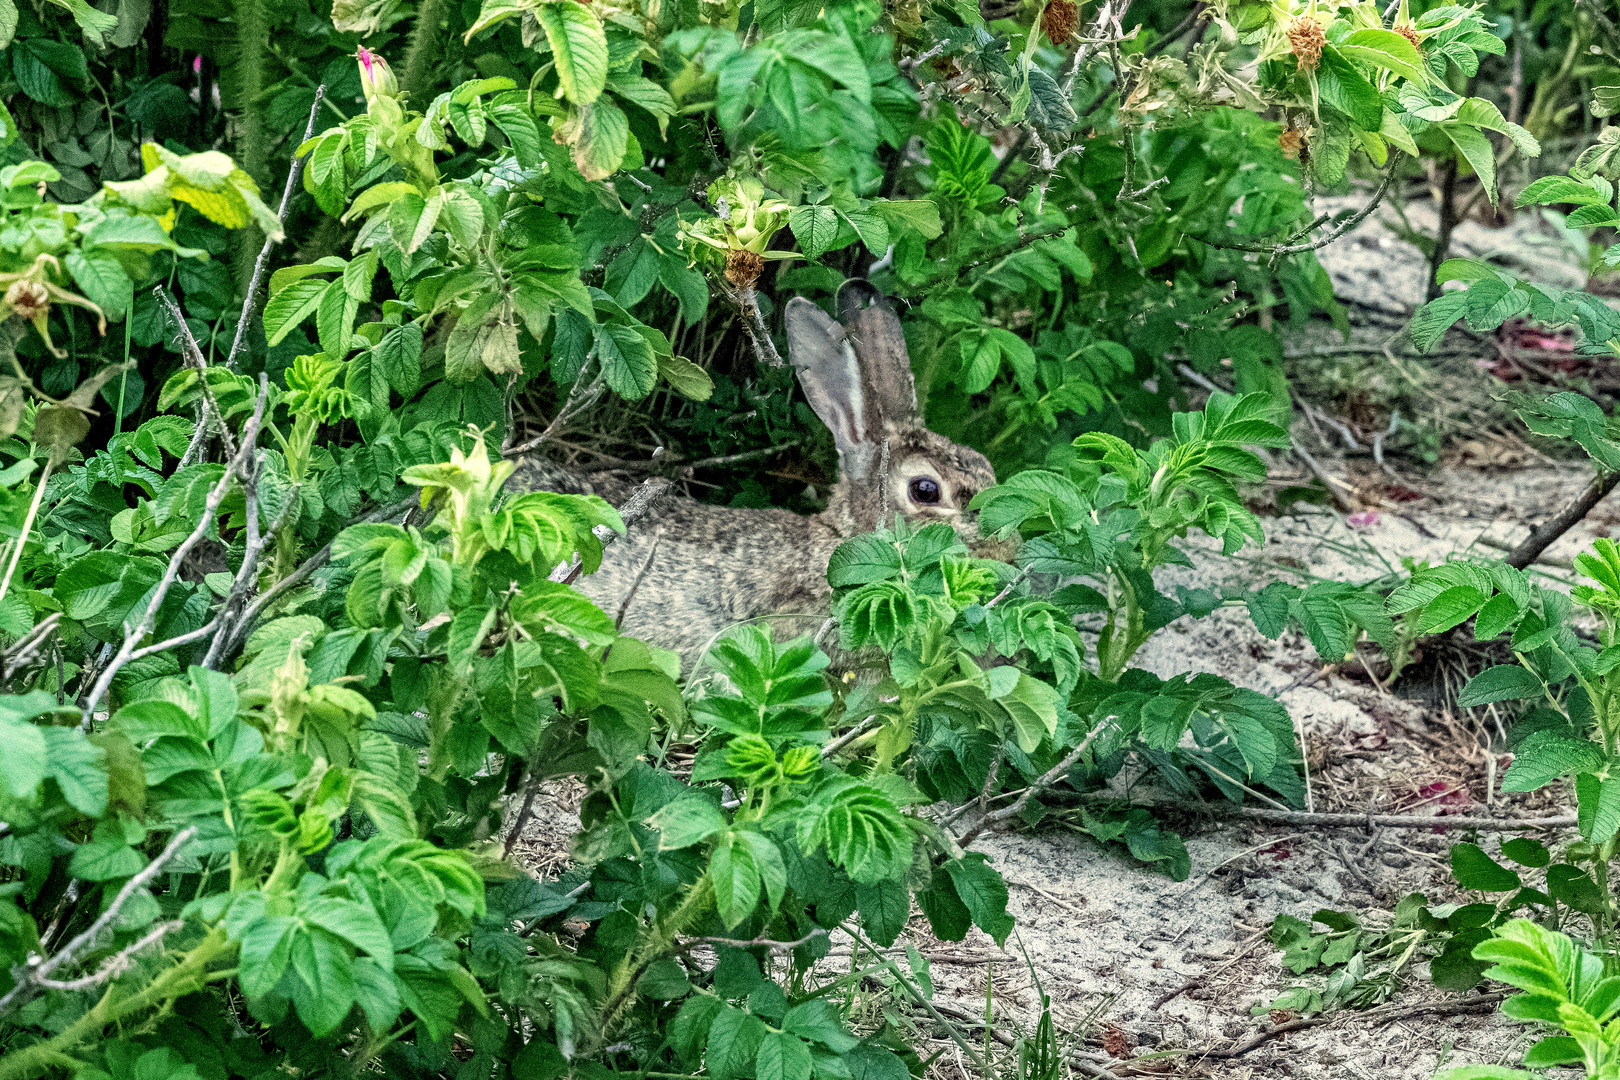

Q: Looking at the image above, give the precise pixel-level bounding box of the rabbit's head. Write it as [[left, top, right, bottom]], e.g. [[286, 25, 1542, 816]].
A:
[[785, 280, 998, 544]]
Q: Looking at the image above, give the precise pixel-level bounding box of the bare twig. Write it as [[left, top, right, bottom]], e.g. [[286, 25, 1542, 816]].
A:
[[982, 568, 1030, 610], [34, 920, 184, 992], [718, 280, 785, 368], [929, 1000, 1126, 1080], [613, 529, 663, 629], [581, 440, 802, 475], [3, 612, 62, 680], [1070, 793, 1576, 832], [1144, 1, 1208, 56], [226, 87, 325, 371], [81, 386, 268, 725], [956, 718, 1109, 846], [216, 494, 418, 664], [156, 286, 238, 464], [1199, 162, 1399, 262], [678, 928, 828, 953], [1195, 992, 1506, 1060], [0, 826, 197, 1017], [822, 714, 879, 757], [504, 770, 545, 858], [1504, 470, 1620, 569], [502, 366, 606, 458]]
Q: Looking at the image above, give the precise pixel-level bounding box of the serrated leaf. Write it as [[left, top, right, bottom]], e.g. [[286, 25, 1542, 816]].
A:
[[539, 1, 608, 106]]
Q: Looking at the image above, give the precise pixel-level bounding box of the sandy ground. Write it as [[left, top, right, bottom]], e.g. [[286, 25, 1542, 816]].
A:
[[508, 195, 1618, 1079]]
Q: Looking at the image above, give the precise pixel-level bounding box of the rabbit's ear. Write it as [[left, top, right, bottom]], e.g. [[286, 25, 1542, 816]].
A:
[[785, 297, 875, 478], [837, 278, 918, 425]]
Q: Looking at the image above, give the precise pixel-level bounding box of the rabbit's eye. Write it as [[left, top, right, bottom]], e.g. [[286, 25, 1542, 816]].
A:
[[909, 477, 941, 505]]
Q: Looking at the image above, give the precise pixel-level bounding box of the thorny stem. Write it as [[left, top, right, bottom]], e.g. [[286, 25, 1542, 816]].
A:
[[1199, 160, 1400, 262], [0, 928, 234, 1080], [401, 0, 450, 101], [595, 875, 716, 1047], [718, 280, 785, 368]]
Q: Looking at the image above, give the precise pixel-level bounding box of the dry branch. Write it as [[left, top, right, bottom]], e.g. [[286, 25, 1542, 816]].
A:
[[0, 826, 197, 1017], [1194, 991, 1506, 1059], [1071, 794, 1575, 832], [955, 718, 1109, 846], [81, 383, 269, 724], [717, 280, 785, 369], [226, 86, 325, 371], [1504, 469, 1620, 569], [552, 478, 672, 586]]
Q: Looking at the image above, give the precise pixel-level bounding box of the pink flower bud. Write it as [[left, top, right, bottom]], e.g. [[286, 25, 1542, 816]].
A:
[[356, 46, 397, 102]]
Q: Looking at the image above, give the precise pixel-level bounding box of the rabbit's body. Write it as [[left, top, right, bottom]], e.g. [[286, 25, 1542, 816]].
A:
[[510, 280, 999, 669]]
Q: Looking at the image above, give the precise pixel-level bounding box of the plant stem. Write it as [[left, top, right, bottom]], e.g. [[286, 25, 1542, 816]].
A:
[[1425, 155, 1459, 301], [0, 459, 51, 612], [595, 875, 715, 1044], [401, 0, 450, 102], [0, 928, 233, 1080]]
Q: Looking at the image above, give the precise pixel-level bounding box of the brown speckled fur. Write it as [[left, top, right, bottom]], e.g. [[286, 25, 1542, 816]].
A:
[[509, 281, 1000, 670]]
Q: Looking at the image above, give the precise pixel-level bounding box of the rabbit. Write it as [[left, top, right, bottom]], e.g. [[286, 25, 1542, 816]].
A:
[[509, 279, 1000, 671]]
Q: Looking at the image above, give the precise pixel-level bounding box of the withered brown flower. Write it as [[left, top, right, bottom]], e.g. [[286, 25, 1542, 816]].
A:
[[1287, 15, 1326, 72]]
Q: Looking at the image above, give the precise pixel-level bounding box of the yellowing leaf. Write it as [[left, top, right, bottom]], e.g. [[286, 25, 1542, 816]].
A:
[[558, 100, 629, 182], [538, 0, 608, 106]]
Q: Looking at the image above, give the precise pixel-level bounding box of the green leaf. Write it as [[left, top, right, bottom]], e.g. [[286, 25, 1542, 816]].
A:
[[594, 322, 657, 400], [263, 278, 327, 347], [1500, 837, 1551, 867], [44, 727, 107, 816], [943, 854, 1013, 946], [1458, 665, 1542, 707], [639, 957, 691, 1000], [564, 100, 630, 181], [855, 878, 910, 947], [788, 204, 840, 260], [1445, 124, 1500, 206], [711, 832, 762, 929], [607, 74, 676, 136], [657, 355, 713, 401], [0, 709, 49, 798], [1318, 49, 1383, 131], [1449, 843, 1520, 892], [1408, 291, 1469, 353], [1337, 28, 1429, 85], [756, 1032, 812, 1080], [300, 896, 395, 969], [1546, 865, 1609, 915], [649, 794, 726, 850], [1518, 175, 1611, 208], [65, 250, 133, 320], [70, 832, 144, 881], [375, 324, 423, 397], [706, 1007, 768, 1080], [1576, 772, 1620, 844], [539, 1, 609, 106], [827, 534, 903, 586], [1501, 731, 1605, 792], [1000, 672, 1060, 753]]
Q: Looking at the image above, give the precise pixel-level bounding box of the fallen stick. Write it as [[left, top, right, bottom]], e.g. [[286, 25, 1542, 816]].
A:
[[1192, 991, 1506, 1060], [1068, 794, 1575, 832]]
